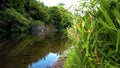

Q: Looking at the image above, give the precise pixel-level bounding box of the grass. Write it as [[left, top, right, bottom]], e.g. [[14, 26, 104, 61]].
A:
[[65, 0, 120, 68]]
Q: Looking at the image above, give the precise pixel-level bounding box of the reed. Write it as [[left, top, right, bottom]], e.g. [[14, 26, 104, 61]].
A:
[[65, 0, 120, 68]]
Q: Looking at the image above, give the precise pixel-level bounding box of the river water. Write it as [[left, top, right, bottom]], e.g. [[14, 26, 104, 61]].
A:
[[0, 32, 69, 68]]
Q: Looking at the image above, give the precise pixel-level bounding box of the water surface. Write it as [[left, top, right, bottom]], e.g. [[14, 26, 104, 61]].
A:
[[0, 32, 69, 68]]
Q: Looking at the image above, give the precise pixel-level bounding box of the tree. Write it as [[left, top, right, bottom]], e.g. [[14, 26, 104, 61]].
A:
[[57, 3, 65, 6]]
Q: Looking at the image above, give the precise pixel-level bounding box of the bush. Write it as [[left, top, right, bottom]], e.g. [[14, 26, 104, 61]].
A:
[[0, 8, 31, 32], [48, 6, 72, 31]]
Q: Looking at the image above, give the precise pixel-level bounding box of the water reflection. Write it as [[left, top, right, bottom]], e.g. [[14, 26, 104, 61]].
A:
[[28, 53, 59, 68], [0, 32, 69, 68]]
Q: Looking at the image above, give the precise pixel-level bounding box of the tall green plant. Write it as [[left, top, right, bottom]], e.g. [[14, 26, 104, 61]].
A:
[[65, 0, 120, 68]]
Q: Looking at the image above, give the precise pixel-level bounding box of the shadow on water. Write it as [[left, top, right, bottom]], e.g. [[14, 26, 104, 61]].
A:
[[0, 31, 70, 68]]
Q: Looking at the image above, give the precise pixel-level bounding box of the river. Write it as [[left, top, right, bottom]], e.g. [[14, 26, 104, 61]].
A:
[[0, 32, 70, 68]]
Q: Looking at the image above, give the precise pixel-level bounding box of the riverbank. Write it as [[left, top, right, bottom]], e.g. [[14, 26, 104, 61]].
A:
[[50, 56, 66, 68]]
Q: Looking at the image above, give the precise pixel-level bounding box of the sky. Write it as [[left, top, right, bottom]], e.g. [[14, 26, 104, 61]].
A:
[[40, 0, 79, 8], [39, 0, 91, 15]]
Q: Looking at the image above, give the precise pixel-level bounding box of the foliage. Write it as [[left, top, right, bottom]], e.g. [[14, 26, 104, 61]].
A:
[[0, 8, 30, 32], [25, 0, 50, 23], [0, 0, 71, 32], [48, 7, 62, 29], [65, 0, 120, 68], [48, 6, 72, 31]]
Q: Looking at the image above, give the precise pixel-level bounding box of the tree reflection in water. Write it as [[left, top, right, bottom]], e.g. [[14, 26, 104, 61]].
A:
[[0, 32, 69, 68]]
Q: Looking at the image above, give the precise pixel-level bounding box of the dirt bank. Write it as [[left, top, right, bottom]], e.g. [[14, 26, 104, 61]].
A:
[[51, 56, 66, 68]]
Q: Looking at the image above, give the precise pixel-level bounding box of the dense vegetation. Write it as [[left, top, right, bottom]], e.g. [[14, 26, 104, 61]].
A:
[[1, 0, 120, 68], [65, 0, 120, 68], [0, 0, 72, 32]]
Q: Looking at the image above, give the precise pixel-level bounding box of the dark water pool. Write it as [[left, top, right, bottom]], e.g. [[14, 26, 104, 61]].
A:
[[0, 32, 69, 68]]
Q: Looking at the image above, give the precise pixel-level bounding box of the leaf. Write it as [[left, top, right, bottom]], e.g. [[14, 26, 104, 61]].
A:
[[99, 8, 117, 30], [98, 18, 116, 31], [116, 29, 120, 53], [116, 18, 120, 25]]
